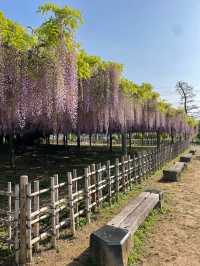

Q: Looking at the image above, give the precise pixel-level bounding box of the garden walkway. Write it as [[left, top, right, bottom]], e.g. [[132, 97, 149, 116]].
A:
[[137, 147, 200, 266], [34, 147, 200, 266]]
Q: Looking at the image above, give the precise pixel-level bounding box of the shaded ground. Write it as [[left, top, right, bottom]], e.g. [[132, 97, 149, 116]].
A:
[[0, 144, 154, 188], [33, 146, 200, 266]]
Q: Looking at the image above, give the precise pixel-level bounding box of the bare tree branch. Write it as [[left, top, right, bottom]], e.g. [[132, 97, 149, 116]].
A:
[[176, 81, 199, 116]]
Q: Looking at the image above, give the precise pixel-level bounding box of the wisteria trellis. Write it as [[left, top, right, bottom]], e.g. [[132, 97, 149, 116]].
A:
[[0, 4, 198, 139]]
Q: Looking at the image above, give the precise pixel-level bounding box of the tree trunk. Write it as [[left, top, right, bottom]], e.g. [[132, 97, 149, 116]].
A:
[[122, 132, 127, 155], [171, 131, 174, 144], [0, 135, 3, 144], [63, 134, 66, 145], [56, 133, 59, 145], [47, 134, 50, 144], [9, 134, 15, 168], [109, 133, 113, 152], [65, 133, 68, 146], [77, 132, 81, 151], [89, 134, 92, 148], [129, 132, 132, 149]]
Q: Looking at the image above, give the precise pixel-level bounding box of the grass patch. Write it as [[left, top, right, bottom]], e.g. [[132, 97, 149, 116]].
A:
[[128, 206, 170, 266]]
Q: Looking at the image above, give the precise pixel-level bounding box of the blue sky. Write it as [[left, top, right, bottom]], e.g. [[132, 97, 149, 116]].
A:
[[1, 0, 200, 107]]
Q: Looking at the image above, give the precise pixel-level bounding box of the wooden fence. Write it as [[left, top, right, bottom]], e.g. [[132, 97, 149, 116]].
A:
[[0, 141, 189, 265]]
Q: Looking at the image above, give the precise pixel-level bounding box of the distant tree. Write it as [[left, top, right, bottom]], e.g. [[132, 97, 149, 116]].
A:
[[176, 81, 198, 115]]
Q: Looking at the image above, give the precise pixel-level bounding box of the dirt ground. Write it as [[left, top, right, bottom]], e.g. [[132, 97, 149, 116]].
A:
[[137, 148, 200, 266], [34, 147, 200, 266]]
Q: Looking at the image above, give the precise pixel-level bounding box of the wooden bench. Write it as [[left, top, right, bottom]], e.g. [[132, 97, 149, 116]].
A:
[[189, 149, 196, 155], [180, 153, 192, 163], [163, 162, 186, 181], [90, 190, 162, 266]]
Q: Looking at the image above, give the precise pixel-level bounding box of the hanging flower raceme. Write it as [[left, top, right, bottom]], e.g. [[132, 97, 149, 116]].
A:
[[0, 44, 79, 135]]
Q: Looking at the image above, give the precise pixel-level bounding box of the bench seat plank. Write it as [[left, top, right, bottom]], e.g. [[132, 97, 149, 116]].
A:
[[120, 193, 159, 234], [108, 192, 150, 227]]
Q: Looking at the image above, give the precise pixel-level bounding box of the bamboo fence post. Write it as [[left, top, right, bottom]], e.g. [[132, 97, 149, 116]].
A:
[[141, 151, 144, 180], [99, 164, 103, 207], [125, 155, 129, 191], [115, 158, 119, 201], [131, 155, 135, 185], [19, 175, 28, 266], [96, 163, 101, 208], [157, 147, 160, 169], [133, 154, 137, 184], [145, 151, 148, 179], [91, 164, 96, 211], [106, 160, 112, 206], [27, 182, 32, 263], [152, 149, 154, 172], [67, 172, 75, 236], [84, 167, 91, 223], [7, 182, 12, 250], [51, 176, 56, 248], [158, 147, 161, 169], [125, 156, 128, 189], [72, 169, 78, 225], [138, 153, 142, 184], [145, 151, 148, 178], [127, 155, 131, 190], [14, 184, 19, 265], [153, 148, 157, 172], [143, 151, 148, 180], [54, 174, 59, 239], [33, 180, 39, 251], [147, 151, 151, 177], [121, 156, 126, 193], [161, 145, 164, 166]]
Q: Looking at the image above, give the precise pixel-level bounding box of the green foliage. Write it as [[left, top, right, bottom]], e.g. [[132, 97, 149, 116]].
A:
[[186, 115, 198, 128], [36, 2, 83, 49], [120, 79, 139, 98], [0, 11, 35, 51], [104, 61, 123, 72], [76, 217, 87, 229], [138, 83, 160, 101], [157, 100, 171, 113], [77, 49, 103, 79]]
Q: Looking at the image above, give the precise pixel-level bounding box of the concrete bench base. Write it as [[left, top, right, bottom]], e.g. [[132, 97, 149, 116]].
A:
[[180, 154, 192, 163], [189, 149, 196, 155], [90, 226, 131, 266], [163, 162, 186, 181], [90, 191, 162, 266]]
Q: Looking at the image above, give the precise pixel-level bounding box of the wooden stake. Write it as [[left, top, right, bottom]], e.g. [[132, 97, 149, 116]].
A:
[[33, 180, 39, 251], [51, 176, 56, 247], [67, 172, 75, 236], [106, 160, 112, 206], [14, 184, 19, 265], [27, 183, 32, 263], [7, 182, 12, 250], [54, 174, 59, 239], [84, 168, 91, 223], [115, 159, 119, 201], [19, 175, 28, 266]]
